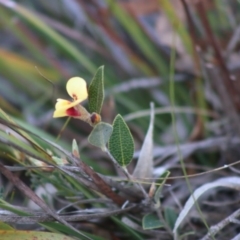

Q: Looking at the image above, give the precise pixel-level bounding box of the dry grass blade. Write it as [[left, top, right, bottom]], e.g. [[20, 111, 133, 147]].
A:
[[133, 102, 154, 179], [0, 163, 91, 240], [0, 205, 135, 223], [173, 177, 240, 239]]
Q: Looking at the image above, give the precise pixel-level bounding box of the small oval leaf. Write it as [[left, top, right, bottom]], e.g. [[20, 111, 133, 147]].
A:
[[164, 207, 178, 230], [88, 122, 113, 151], [142, 213, 164, 230], [88, 66, 104, 114], [109, 114, 134, 166]]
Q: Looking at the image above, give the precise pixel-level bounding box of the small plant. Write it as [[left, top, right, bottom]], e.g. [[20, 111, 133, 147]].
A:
[[1, 1, 239, 239], [51, 66, 174, 236], [53, 66, 135, 170], [0, 66, 172, 240]]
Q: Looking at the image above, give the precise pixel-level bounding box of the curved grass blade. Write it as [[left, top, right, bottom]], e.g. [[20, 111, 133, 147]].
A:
[[142, 213, 164, 230], [173, 176, 240, 239]]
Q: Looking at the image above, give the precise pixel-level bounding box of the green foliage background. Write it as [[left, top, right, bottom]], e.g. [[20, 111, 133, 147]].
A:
[[1, 1, 240, 239]]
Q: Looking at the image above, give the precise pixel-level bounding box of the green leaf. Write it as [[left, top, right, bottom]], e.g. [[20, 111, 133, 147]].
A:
[[164, 207, 178, 230], [109, 114, 134, 166], [88, 122, 113, 151], [142, 213, 164, 230], [88, 66, 104, 114]]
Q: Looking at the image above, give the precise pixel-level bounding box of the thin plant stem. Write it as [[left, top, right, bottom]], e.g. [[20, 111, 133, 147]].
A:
[[56, 117, 71, 141], [169, 30, 212, 239], [106, 149, 148, 199]]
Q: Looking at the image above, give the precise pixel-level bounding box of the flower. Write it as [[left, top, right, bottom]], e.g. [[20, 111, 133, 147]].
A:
[[53, 77, 101, 126], [53, 77, 88, 118]]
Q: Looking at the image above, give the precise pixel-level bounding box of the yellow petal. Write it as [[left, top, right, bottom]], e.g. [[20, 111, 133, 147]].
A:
[[53, 108, 68, 118], [55, 98, 81, 110], [53, 99, 82, 118], [55, 99, 71, 109], [66, 77, 88, 102]]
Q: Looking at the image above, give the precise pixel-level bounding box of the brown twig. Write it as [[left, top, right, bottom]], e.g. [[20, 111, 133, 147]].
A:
[[195, 1, 238, 106], [179, 0, 207, 142], [181, 0, 240, 138], [194, 1, 240, 138], [75, 157, 127, 206], [180, 0, 201, 65]]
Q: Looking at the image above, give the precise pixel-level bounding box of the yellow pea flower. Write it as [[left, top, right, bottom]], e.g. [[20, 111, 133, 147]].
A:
[[53, 77, 101, 126], [53, 77, 88, 118]]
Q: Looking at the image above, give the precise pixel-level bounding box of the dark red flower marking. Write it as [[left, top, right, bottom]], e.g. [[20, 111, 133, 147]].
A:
[[66, 107, 81, 117], [72, 93, 77, 100]]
